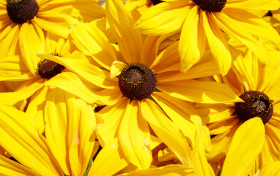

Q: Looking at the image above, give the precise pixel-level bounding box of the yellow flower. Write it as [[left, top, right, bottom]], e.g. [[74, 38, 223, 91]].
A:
[[63, 0, 240, 170], [134, 0, 280, 75], [0, 0, 104, 74], [196, 49, 280, 175], [0, 91, 127, 176], [0, 33, 106, 132]]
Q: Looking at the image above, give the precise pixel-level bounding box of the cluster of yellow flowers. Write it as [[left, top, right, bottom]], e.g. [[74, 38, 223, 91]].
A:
[[1, 0, 280, 175]]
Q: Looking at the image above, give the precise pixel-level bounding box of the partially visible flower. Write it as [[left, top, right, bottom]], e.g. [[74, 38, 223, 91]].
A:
[[0, 91, 127, 176], [196, 49, 280, 175], [0, 33, 105, 132], [0, 0, 104, 74], [134, 0, 280, 75]]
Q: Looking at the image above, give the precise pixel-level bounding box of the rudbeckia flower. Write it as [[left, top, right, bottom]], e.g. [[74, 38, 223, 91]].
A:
[[0, 33, 106, 132], [0, 0, 104, 74], [196, 49, 280, 175], [63, 0, 240, 170], [0, 95, 127, 176], [134, 0, 280, 75]]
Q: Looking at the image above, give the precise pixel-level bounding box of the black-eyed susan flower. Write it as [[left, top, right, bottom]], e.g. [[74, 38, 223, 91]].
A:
[[64, 0, 240, 170], [0, 92, 127, 176], [134, 0, 280, 75], [0, 33, 106, 132], [196, 49, 280, 175], [0, 0, 104, 74]]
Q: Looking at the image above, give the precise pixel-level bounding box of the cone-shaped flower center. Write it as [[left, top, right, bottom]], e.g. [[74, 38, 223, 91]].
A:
[[7, 0, 39, 24], [235, 91, 273, 124], [38, 59, 65, 79], [119, 64, 156, 100], [192, 0, 226, 12]]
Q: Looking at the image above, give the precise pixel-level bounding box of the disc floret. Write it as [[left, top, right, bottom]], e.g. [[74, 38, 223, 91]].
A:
[[119, 64, 156, 100], [235, 91, 273, 124], [192, 0, 227, 12], [7, 0, 39, 24]]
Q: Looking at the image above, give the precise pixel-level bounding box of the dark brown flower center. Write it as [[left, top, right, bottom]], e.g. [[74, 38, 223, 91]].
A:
[[7, 0, 39, 24], [151, 0, 162, 5], [192, 0, 226, 12], [118, 64, 156, 100], [38, 59, 65, 80], [235, 91, 273, 124]]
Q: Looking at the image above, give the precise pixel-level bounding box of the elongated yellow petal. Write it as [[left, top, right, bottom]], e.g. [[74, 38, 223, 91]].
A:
[[70, 21, 117, 70], [0, 105, 61, 175], [226, 0, 280, 10], [118, 100, 152, 169], [150, 41, 180, 73], [222, 118, 265, 176], [34, 13, 73, 38], [106, 0, 143, 63], [38, 52, 115, 89], [88, 140, 128, 176], [0, 155, 38, 176], [157, 80, 241, 103], [19, 23, 44, 75], [141, 99, 192, 166], [120, 165, 194, 176], [45, 71, 107, 105], [0, 24, 19, 57], [179, 6, 206, 73], [0, 77, 45, 105], [96, 97, 129, 146], [259, 161, 280, 176], [214, 12, 269, 64], [0, 55, 33, 81], [47, 88, 96, 175], [134, 1, 190, 35], [203, 12, 231, 76], [68, 96, 96, 176]]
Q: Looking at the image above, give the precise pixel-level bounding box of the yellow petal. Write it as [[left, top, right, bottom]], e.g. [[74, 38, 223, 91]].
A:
[[118, 100, 152, 169], [226, 0, 280, 10], [222, 118, 265, 176], [259, 161, 280, 176], [88, 140, 128, 176], [45, 72, 106, 105], [157, 80, 241, 103], [134, 1, 190, 35], [0, 77, 45, 105], [0, 155, 38, 176], [70, 21, 117, 70], [110, 61, 127, 79], [38, 52, 115, 89], [0, 105, 60, 175], [179, 6, 206, 73], [202, 12, 231, 76], [214, 12, 269, 64], [106, 0, 143, 63], [0, 55, 33, 81], [0, 24, 19, 57], [96, 97, 129, 146], [141, 99, 192, 165], [120, 165, 194, 176], [19, 23, 44, 75]]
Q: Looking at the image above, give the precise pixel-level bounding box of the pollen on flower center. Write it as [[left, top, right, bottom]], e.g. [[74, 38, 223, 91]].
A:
[[37, 59, 65, 80], [234, 91, 273, 124], [118, 64, 156, 100], [192, 0, 226, 12], [6, 0, 39, 24]]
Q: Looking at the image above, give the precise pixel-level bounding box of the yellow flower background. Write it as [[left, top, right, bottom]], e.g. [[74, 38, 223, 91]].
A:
[[0, 0, 280, 175]]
